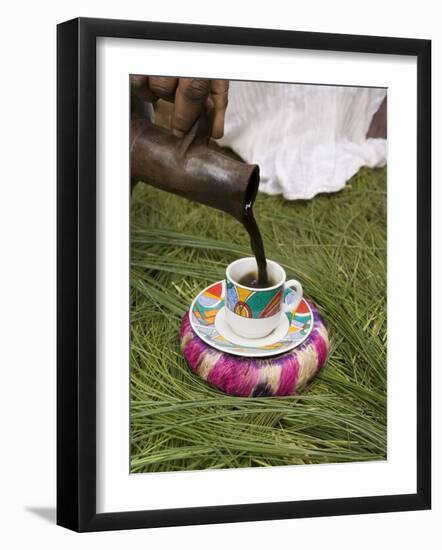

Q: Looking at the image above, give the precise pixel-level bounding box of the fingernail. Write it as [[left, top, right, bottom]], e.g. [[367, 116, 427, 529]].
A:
[[206, 96, 214, 110], [172, 129, 184, 138]]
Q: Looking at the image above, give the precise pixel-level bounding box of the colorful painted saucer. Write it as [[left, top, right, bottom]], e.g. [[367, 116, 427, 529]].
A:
[[189, 281, 313, 358]]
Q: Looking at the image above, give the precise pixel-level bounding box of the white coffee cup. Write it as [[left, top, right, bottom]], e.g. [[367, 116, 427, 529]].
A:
[[225, 257, 303, 339]]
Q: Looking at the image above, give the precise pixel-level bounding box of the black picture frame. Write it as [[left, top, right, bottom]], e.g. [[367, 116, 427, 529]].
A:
[[57, 17, 431, 532]]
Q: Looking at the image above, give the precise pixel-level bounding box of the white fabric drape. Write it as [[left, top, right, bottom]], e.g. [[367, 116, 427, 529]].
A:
[[217, 82, 387, 200]]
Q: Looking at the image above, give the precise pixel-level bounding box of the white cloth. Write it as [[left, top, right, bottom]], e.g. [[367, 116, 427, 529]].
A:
[[218, 82, 387, 200]]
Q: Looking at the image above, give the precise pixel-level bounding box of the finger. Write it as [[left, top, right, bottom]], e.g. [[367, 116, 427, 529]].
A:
[[148, 76, 178, 102], [130, 75, 156, 102], [172, 78, 211, 137], [154, 99, 174, 129], [210, 79, 229, 138]]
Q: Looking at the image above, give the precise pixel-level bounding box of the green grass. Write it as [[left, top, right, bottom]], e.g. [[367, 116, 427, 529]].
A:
[[130, 166, 387, 473]]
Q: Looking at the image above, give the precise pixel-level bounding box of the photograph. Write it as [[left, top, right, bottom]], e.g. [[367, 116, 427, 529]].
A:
[[0, 0, 436, 543], [129, 75, 388, 474], [55, 15, 431, 532]]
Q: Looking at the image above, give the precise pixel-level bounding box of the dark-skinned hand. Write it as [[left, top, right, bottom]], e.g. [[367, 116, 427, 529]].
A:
[[130, 75, 229, 139]]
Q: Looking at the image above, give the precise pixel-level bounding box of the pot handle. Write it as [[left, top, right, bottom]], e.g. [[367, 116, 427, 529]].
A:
[[178, 108, 215, 155]]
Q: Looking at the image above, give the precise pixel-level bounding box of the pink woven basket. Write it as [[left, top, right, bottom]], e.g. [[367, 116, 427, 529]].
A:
[[180, 301, 329, 397]]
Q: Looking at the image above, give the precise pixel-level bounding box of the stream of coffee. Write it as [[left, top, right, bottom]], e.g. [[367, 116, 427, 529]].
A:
[[242, 203, 269, 288]]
